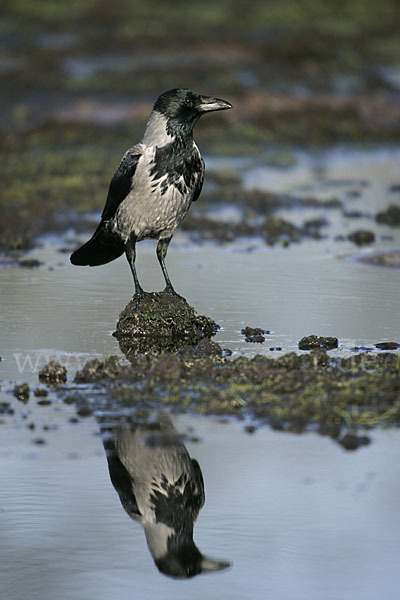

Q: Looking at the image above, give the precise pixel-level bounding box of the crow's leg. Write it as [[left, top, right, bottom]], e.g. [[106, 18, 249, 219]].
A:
[[125, 235, 151, 303], [156, 237, 178, 295]]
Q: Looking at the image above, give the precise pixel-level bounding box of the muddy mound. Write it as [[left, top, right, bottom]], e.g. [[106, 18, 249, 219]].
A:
[[113, 292, 219, 358]]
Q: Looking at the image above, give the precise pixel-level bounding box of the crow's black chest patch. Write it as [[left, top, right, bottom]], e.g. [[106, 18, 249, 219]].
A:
[[150, 138, 202, 196], [150, 473, 202, 530]]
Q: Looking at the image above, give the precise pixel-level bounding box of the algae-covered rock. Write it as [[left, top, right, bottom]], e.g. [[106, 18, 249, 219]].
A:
[[113, 292, 219, 359], [298, 335, 338, 350], [75, 356, 121, 383], [376, 205, 400, 227], [39, 361, 67, 385], [14, 383, 30, 403], [241, 326, 270, 343]]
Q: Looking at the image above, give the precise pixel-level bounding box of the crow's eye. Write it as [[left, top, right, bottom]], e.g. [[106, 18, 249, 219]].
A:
[[185, 98, 191, 106]]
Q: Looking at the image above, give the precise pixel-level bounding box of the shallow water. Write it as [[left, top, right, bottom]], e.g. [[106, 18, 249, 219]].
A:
[[1, 235, 399, 384], [1, 407, 400, 600], [1, 146, 400, 599]]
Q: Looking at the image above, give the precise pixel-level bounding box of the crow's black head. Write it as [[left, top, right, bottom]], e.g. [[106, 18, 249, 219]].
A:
[[154, 541, 231, 579], [153, 88, 232, 126]]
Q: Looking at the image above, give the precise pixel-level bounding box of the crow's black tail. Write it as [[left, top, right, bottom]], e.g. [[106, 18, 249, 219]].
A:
[[70, 223, 125, 266]]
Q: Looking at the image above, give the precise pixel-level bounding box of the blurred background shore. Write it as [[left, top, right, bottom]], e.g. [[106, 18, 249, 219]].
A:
[[1, 0, 400, 249]]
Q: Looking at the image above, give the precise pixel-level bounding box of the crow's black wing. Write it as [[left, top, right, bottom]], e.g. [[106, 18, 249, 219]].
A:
[[191, 157, 204, 202], [190, 458, 205, 513], [101, 150, 142, 221], [150, 462, 205, 528], [103, 436, 141, 518]]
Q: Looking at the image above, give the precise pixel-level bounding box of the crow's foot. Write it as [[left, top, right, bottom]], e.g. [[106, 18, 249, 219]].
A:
[[162, 285, 186, 302], [133, 289, 154, 308]]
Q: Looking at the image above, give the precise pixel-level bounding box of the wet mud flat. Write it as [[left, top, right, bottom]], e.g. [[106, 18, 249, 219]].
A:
[[17, 289, 394, 453], [3, 143, 400, 451]]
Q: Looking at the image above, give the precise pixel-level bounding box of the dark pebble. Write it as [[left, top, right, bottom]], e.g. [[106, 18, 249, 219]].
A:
[[241, 326, 270, 343], [298, 335, 338, 350], [376, 205, 400, 226], [348, 230, 375, 246], [14, 383, 30, 402], [245, 334, 265, 343], [375, 341, 399, 350], [63, 395, 76, 404], [339, 433, 371, 451], [241, 327, 270, 336], [244, 425, 257, 434], [37, 399, 52, 406], [351, 346, 373, 352], [69, 417, 79, 424], [33, 438, 46, 445], [76, 405, 92, 417], [18, 259, 43, 268], [34, 388, 48, 397]]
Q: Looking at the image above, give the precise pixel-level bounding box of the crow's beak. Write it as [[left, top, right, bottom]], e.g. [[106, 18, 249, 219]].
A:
[[200, 555, 232, 573], [197, 96, 232, 113]]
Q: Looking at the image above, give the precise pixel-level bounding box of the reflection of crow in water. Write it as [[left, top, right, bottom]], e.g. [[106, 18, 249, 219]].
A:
[[101, 416, 230, 579]]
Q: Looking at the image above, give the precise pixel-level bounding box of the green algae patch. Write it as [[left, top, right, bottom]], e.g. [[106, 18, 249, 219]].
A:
[[113, 292, 220, 358], [71, 348, 400, 448], [0, 141, 115, 252]]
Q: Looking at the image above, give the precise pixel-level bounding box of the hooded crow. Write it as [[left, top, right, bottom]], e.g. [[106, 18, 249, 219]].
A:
[[70, 88, 232, 300], [101, 416, 230, 579]]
